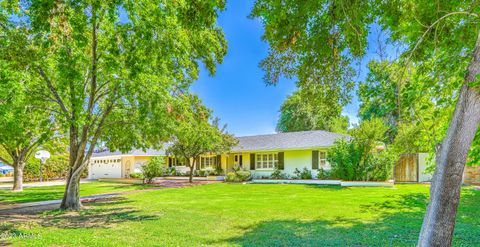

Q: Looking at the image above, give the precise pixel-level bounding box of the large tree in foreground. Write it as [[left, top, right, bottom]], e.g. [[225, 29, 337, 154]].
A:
[[1, 0, 227, 210], [167, 94, 237, 183], [251, 1, 480, 246]]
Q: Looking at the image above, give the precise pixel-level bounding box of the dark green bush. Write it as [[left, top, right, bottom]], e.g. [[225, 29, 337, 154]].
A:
[[271, 168, 288, 179], [317, 168, 331, 180], [293, 167, 312, 179], [328, 139, 396, 181]]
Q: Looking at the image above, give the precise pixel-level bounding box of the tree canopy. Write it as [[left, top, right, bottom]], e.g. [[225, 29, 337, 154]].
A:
[[0, 0, 228, 209], [251, 0, 480, 245], [277, 89, 349, 133], [167, 94, 237, 182], [0, 54, 54, 191]]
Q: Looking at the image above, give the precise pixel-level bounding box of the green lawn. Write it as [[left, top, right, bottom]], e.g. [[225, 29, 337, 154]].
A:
[[3, 183, 480, 246], [0, 182, 151, 205]]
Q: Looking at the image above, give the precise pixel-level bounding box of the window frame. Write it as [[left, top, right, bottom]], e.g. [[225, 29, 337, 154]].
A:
[[255, 153, 278, 170], [200, 155, 217, 169], [319, 151, 327, 167]]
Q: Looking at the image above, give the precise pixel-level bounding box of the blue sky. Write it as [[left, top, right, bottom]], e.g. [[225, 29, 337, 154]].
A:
[[192, 1, 394, 137]]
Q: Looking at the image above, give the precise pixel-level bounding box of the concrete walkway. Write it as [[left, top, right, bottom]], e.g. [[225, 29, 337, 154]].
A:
[[0, 177, 13, 183], [0, 179, 95, 190]]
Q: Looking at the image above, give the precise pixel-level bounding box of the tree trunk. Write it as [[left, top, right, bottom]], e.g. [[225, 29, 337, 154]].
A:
[[418, 33, 480, 246], [60, 140, 87, 211], [12, 161, 24, 192], [189, 164, 194, 183], [60, 165, 83, 210]]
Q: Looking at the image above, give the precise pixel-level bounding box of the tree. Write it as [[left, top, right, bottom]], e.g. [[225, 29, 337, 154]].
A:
[[141, 157, 167, 184], [360, 60, 480, 162], [1, 0, 227, 210], [0, 58, 53, 191], [277, 89, 350, 133], [167, 94, 237, 183], [328, 118, 393, 181], [251, 1, 480, 245]]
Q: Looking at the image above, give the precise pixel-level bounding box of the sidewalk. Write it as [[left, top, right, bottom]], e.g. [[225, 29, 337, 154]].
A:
[[0, 179, 95, 190]]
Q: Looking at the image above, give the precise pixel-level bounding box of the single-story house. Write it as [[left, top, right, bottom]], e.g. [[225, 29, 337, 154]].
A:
[[87, 130, 433, 182], [88, 130, 348, 179]]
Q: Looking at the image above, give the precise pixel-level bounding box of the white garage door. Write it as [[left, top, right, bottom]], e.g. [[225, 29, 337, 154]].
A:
[[91, 163, 122, 179]]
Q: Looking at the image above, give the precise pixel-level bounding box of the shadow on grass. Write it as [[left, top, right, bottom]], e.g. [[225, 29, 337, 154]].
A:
[[40, 197, 159, 229], [0, 187, 65, 204], [0, 222, 39, 246], [218, 190, 480, 247]]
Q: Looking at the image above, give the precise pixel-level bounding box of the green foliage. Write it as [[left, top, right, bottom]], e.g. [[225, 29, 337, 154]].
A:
[[142, 157, 167, 184], [317, 168, 331, 180], [24, 153, 70, 182], [328, 119, 395, 181], [129, 173, 144, 179], [251, 0, 480, 176], [167, 94, 237, 182], [327, 139, 358, 180], [293, 167, 312, 179], [277, 90, 350, 133], [0, 0, 228, 201], [270, 167, 288, 179], [470, 132, 480, 166], [225, 170, 251, 182]]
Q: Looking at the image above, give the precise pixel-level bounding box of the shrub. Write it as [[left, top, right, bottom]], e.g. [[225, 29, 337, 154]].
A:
[[142, 157, 167, 183], [317, 168, 331, 180], [225, 170, 251, 182], [129, 172, 144, 179], [24, 153, 70, 181], [214, 165, 224, 175], [198, 170, 206, 177], [0, 173, 4, 177], [293, 167, 312, 179], [271, 168, 288, 179], [328, 138, 396, 181]]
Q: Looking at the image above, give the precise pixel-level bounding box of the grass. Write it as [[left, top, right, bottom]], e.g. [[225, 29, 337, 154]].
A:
[[2, 183, 480, 246], [0, 182, 151, 205]]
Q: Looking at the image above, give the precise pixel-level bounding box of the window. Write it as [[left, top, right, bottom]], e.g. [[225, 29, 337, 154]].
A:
[[171, 157, 187, 166], [256, 153, 278, 169], [234, 154, 243, 166], [319, 151, 327, 167], [200, 156, 217, 169]]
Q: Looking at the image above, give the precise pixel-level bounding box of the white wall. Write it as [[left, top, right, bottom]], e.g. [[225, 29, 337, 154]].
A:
[[418, 153, 432, 182], [249, 149, 330, 179]]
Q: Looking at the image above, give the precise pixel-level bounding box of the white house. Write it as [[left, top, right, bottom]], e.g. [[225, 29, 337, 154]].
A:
[[88, 130, 349, 179]]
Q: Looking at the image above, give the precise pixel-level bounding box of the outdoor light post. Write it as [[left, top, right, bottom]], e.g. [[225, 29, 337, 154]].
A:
[[34, 150, 51, 183]]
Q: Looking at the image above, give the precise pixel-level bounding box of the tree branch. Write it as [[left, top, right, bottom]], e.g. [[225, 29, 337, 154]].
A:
[[36, 66, 70, 116]]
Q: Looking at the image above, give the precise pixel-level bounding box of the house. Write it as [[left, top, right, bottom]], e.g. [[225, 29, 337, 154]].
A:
[[88, 130, 349, 179]]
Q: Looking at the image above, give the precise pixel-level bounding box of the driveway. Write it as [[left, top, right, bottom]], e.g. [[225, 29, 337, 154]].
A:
[[0, 179, 95, 190]]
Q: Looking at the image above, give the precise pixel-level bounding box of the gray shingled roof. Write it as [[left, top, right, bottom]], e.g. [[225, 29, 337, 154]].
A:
[[91, 130, 349, 157], [232, 130, 350, 152], [91, 148, 167, 158]]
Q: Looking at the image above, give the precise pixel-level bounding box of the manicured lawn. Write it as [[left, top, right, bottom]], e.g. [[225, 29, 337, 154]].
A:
[[0, 182, 151, 205], [3, 183, 480, 246]]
